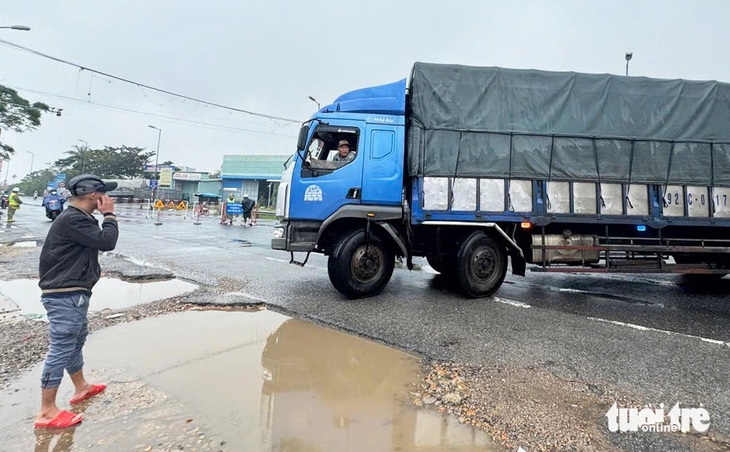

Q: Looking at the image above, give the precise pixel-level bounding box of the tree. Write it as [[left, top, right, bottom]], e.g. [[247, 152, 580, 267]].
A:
[[55, 145, 154, 179], [0, 85, 50, 159], [17, 167, 59, 195]]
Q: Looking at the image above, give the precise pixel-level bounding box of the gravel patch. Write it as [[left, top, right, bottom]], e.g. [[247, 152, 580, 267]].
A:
[[414, 361, 730, 452]]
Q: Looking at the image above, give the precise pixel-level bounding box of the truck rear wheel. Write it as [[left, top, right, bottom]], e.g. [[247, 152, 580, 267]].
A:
[[457, 231, 507, 298], [328, 229, 395, 299]]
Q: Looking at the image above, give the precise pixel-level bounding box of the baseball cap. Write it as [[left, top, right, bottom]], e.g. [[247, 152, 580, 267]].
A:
[[338, 139, 350, 147], [243, 193, 249, 198], [68, 174, 118, 196]]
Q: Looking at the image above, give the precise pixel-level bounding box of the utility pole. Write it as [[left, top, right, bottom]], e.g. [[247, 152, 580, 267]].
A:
[[26, 150, 34, 174], [148, 125, 162, 200], [78, 139, 88, 173], [625, 52, 633, 76]]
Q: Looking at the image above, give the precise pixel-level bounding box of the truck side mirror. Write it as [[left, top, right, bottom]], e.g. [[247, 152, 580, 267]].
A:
[[297, 125, 310, 151]]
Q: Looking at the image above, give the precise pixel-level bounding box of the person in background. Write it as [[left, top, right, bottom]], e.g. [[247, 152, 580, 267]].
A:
[[242, 194, 255, 226], [221, 193, 237, 224], [34, 174, 118, 429], [42, 189, 66, 219], [7, 187, 23, 223], [251, 200, 259, 226]]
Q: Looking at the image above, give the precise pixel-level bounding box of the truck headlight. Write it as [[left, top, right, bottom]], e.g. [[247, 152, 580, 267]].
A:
[[272, 226, 285, 239]]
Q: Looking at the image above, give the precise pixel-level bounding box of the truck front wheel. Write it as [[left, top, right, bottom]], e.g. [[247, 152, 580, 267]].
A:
[[457, 231, 507, 298], [328, 229, 395, 299]]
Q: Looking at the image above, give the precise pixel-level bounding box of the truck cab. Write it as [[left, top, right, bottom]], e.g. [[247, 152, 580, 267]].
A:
[[273, 80, 408, 261]]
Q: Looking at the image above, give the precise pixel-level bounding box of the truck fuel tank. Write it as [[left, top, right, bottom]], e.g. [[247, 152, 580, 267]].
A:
[[531, 234, 600, 264]]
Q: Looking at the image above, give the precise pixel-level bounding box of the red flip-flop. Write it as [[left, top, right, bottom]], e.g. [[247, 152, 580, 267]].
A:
[[69, 384, 107, 405], [34, 410, 83, 429]]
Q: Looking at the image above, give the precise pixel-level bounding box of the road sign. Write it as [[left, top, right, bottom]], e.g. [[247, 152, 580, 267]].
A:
[[149, 179, 158, 190], [159, 168, 173, 187], [154, 200, 164, 209], [176, 201, 187, 210]]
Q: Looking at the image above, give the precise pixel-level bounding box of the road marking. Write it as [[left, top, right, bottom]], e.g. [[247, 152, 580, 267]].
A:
[[587, 317, 730, 348], [558, 288, 588, 293], [265, 257, 291, 264], [493, 297, 531, 308]]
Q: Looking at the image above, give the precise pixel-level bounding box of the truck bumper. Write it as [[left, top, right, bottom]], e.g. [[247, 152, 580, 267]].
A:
[[271, 220, 320, 252]]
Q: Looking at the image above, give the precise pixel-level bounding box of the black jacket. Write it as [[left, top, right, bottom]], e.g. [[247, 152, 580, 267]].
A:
[[39, 205, 119, 293]]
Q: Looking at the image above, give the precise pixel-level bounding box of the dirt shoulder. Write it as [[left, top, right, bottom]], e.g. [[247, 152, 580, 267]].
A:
[[415, 361, 730, 452]]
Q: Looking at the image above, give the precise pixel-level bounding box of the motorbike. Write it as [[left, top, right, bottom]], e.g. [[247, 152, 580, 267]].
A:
[[0, 194, 8, 209], [45, 198, 64, 221]]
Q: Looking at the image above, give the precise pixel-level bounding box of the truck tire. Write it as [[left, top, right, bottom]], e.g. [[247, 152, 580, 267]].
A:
[[456, 231, 507, 298], [328, 229, 395, 299]]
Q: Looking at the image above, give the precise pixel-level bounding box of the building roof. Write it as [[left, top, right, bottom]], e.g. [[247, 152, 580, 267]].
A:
[[221, 155, 289, 180]]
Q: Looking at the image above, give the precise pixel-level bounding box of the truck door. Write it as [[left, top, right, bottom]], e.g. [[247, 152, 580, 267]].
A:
[[360, 125, 404, 206], [288, 122, 364, 221]]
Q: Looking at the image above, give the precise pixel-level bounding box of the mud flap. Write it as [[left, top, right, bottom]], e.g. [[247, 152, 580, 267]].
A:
[[509, 248, 526, 276], [374, 222, 412, 270]]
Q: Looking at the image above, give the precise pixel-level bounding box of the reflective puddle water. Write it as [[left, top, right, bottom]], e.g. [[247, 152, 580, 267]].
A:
[[0, 310, 500, 451], [3, 240, 39, 247], [0, 278, 198, 318]]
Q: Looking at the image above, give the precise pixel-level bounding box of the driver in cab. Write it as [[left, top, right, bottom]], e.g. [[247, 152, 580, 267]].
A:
[[332, 140, 356, 162]]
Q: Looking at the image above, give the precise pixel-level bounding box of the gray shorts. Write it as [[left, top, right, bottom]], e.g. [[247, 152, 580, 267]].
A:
[[40, 293, 90, 389]]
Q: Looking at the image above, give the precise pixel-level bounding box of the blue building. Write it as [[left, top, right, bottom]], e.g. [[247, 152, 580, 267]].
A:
[[221, 155, 289, 207]]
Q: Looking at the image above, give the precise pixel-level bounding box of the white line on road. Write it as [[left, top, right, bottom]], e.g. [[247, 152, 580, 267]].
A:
[[264, 257, 326, 271], [493, 297, 532, 309], [587, 317, 730, 348]]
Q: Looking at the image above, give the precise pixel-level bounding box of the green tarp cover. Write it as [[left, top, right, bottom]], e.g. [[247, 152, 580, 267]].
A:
[[407, 62, 730, 186]]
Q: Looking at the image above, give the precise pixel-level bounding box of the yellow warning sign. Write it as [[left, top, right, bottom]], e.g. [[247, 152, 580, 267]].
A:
[[167, 201, 175, 209], [154, 200, 164, 209], [176, 201, 187, 210]]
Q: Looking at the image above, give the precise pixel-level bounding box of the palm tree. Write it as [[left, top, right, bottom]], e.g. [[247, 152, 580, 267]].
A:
[[65, 144, 89, 173]]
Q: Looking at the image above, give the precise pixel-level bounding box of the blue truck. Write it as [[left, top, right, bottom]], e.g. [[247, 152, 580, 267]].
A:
[[272, 62, 730, 298]]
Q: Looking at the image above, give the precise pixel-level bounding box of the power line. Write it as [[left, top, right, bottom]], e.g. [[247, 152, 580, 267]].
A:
[[4, 84, 298, 138], [0, 38, 302, 124]]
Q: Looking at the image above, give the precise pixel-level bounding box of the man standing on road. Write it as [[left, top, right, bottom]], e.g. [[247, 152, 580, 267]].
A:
[[7, 187, 23, 223], [242, 194, 255, 226], [34, 174, 119, 429]]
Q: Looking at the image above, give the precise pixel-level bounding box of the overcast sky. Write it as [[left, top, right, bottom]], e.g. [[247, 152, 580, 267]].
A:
[[2, 0, 730, 182]]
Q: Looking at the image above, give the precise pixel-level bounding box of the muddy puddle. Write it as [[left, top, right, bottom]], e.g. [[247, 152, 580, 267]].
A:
[[0, 310, 500, 451], [0, 278, 198, 319]]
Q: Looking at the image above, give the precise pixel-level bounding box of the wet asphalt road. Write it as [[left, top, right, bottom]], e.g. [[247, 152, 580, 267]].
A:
[[3, 200, 729, 451]]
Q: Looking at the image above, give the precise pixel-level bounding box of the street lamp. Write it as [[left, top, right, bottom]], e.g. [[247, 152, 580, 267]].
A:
[[0, 25, 30, 31], [26, 150, 34, 175], [78, 139, 88, 173], [625, 52, 633, 76], [148, 125, 162, 200], [308, 96, 320, 110]]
